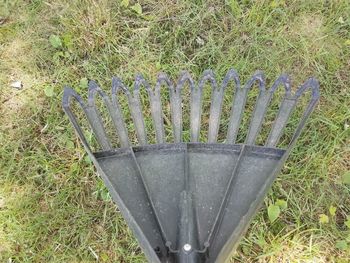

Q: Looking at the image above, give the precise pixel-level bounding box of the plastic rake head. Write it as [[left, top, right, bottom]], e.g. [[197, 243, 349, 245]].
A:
[[62, 69, 319, 263]]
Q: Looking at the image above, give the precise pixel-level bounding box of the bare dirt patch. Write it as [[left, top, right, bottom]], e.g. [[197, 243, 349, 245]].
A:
[[296, 14, 324, 38], [0, 37, 46, 126]]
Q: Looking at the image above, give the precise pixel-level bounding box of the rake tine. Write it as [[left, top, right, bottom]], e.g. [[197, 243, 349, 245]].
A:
[[265, 76, 296, 148], [226, 71, 264, 144], [265, 98, 295, 147], [109, 77, 130, 148], [266, 77, 319, 148], [62, 87, 94, 154], [86, 81, 113, 151], [117, 75, 147, 145], [286, 77, 320, 149], [168, 75, 181, 143], [208, 69, 240, 143], [207, 85, 223, 143], [135, 74, 165, 144], [112, 76, 147, 145], [191, 70, 217, 142], [172, 71, 195, 143], [245, 74, 291, 145]]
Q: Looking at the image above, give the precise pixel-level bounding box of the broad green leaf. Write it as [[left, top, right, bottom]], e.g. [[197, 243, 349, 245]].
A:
[[121, 0, 129, 7], [131, 3, 142, 15], [276, 199, 287, 210], [49, 35, 62, 48], [100, 189, 111, 201], [143, 14, 156, 21], [44, 86, 54, 97], [335, 240, 348, 250], [80, 77, 88, 89], [84, 155, 92, 164], [53, 51, 64, 61], [319, 214, 329, 224], [342, 172, 350, 184], [329, 205, 337, 217], [62, 33, 73, 49], [66, 140, 75, 150], [268, 204, 280, 223], [100, 253, 109, 262]]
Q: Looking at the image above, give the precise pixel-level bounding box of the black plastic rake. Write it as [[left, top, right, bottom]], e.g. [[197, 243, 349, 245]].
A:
[[62, 69, 319, 263]]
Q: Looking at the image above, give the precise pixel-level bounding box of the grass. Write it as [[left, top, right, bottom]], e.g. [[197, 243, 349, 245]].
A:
[[1, 0, 350, 262]]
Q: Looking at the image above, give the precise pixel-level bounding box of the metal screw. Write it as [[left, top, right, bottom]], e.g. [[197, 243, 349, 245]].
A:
[[183, 244, 192, 252]]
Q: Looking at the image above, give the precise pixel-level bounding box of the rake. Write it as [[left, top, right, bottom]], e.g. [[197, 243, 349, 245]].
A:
[[62, 69, 319, 263]]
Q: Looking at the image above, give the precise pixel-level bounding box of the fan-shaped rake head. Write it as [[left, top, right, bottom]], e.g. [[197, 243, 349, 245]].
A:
[[62, 69, 319, 263]]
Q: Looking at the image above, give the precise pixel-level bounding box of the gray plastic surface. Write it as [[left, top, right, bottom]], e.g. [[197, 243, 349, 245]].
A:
[[62, 69, 319, 262]]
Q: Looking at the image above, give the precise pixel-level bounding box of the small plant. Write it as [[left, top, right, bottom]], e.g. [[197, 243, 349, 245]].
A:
[[49, 34, 62, 48], [120, 0, 143, 15], [319, 214, 329, 224], [335, 240, 348, 251], [329, 205, 337, 217], [44, 85, 54, 97], [268, 199, 288, 223]]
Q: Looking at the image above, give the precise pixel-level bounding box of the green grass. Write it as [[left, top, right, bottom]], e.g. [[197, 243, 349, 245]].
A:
[[1, 0, 350, 262]]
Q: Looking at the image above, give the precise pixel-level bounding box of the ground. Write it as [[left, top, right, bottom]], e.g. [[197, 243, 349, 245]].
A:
[[0, 0, 350, 262]]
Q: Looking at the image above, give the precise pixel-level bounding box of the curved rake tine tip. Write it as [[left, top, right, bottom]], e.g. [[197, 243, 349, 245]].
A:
[[269, 73, 291, 95], [221, 69, 240, 90], [157, 72, 169, 80], [155, 73, 174, 91], [244, 71, 266, 90], [176, 71, 195, 90], [134, 74, 151, 92], [62, 86, 85, 109], [199, 69, 217, 84], [295, 77, 320, 100], [112, 76, 128, 91], [88, 80, 102, 104]]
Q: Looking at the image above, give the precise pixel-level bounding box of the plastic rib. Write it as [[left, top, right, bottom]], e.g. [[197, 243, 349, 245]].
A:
[[226, 88, 248, 144], [285, 78, 320, 150], [208, 69, 240, 143], [207, 88, 224, 143], [108, 78, 130, 148], [63, 70, 320, 152], [139, 74, 165, 144], [172, 71, 195, 143], [88, 80, 130, 149], [129, 147, 167, 245], [245, 74, 291, 145], [265, 97, 296, 147], [206, 145, 247, 246], [245, 91, 272, 145], [226, 72, 265, 144], [62, 87, 93, 154], [83, 83, 111, 150], [266, 77, 319, 148], [112, 77, 148, 145], [191, 70, 217, 142], [126, 80, 147, 145]]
